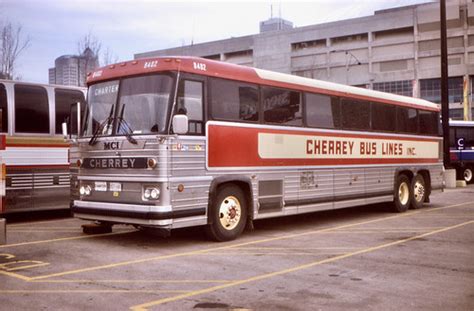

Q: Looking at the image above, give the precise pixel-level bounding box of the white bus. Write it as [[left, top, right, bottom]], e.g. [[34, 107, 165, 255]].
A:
[[67, 57, 443, 241], [0, 80, 86, 214]]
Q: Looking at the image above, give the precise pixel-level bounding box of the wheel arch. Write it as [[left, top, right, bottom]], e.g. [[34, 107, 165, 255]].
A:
[[394, 169, 414, 184], [207, 175, 254, 224]]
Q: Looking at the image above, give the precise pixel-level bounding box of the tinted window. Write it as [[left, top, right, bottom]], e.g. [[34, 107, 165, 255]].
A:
[[263, 87, 302, 126], [117, 75, 172, 135], [177, 79, 203, 134], [0, 83, 7, 132], [85, 80, 119, 136], [419, 110, 439, 135], [55, 89, 85, 134], [341, 99, 370, 130], [456, 128, 474, 146], [305, 93, 340, 129], [210, 78, 258, 122], [396, 107, 418, 133], [371, 102, 396, 132], [15, 84, 49, 133]]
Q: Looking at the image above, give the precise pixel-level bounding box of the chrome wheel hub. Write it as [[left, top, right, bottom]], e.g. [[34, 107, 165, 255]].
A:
[[398, 182, 409, 205], [413, 180, 425, 203], [219, 196, 241, 231], [464, 169, 473, 183]]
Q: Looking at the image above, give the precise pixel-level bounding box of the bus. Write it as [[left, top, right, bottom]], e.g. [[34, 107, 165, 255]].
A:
[[449, 120, 474, 183], [67, 56, 443, 241], [0, 80, 86, 214]]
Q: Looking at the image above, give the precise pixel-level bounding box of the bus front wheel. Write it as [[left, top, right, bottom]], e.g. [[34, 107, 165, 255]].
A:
[[392, 174, 410, 213], [206, 184, 247, 242]]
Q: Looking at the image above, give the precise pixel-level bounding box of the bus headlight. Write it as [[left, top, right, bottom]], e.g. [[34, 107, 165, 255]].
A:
[[79, 185, 92, 196], [143, 186, 160, 200]]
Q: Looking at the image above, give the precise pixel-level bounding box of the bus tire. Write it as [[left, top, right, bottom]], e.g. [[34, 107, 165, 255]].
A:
[[205, 184, 247, 242], [392, 174, 410, 213], [410, 174, 426, 209], [463, 167, 473, 184]]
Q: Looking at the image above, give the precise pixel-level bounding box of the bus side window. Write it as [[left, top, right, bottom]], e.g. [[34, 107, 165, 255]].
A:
[[14, 84, 49, 134], [305, 92, 340, 129], [262, 87, 302, 126], [456, 128, 474, 147], [341, 98, 370, 130], [419, 110, 439, 136], [209, 78, 259, 122], [177, 80, 204, 134], [0, 83, 7, 132], [396, 107, 418, 134], [55, 89, 86, 134], [371, 102, 395, 132]]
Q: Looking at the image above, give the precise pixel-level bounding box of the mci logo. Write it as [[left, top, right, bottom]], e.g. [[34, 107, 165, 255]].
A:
[[103, 142, 120, 150]]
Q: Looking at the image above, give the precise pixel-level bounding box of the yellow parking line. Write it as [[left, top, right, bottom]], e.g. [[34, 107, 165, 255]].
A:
[[338, 227, 443, 230], [130, 220, 474, 310], [8, 219, 78, 228], [233, 247, 362, 250], [0, 270, 32, 281], [27, 201, 472, 281], [0, 290, 189, 294], [31, 279, 231, 284], [8, 227, 131, 230], [0, 230, 135, 249], [195, 252, 345, 256]]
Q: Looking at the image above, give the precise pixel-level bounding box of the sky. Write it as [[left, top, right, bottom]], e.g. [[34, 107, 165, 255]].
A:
[[0, 0, 434, 83]]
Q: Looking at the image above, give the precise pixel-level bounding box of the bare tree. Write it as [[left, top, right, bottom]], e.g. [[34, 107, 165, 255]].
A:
[[74, 31, 119, 85], [102, 46, 119, 66], [75, 31, 102, 86], [77, 30, 101, 58], [0, 21, 31, 80]]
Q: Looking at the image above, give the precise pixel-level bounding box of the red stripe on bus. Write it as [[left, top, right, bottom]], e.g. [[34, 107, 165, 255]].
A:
[[7, 164, 69, 170], [0, 135, 5, 150], [6, 143, 70, 148]]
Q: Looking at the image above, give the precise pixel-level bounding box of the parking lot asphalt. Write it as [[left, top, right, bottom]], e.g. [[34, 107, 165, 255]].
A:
[[1, 185, 473, 311]]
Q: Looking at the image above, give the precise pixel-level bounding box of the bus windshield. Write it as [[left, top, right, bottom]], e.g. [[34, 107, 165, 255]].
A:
[[83, 73, 173, 137]]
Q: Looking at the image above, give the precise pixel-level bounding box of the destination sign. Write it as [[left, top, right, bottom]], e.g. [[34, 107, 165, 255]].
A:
[[82, 157, 148, 169]]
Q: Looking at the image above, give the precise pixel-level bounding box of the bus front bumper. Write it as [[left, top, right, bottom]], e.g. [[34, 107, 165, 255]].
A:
[[72, 200, 206, 226]]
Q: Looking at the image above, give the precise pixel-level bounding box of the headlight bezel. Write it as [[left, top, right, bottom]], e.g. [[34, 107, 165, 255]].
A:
[[142, 185, 160, 201]]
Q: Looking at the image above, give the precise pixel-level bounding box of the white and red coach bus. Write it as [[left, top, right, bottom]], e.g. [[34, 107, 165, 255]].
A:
[[67, 56, 443, 241], [0, 80, 86, 214]]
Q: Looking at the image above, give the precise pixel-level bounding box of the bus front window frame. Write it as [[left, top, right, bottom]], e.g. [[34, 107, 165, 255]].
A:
[[82, 72, 175, 138]]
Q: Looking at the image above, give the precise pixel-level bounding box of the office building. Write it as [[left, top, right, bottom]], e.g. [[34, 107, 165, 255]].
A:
[[49, 48, 98, 87]]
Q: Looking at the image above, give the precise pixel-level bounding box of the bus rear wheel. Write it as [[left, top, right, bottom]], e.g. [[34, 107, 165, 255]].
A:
[[392, 174, 410, 213], [206, 184, 247, 242], [410, 174, 426, 209]]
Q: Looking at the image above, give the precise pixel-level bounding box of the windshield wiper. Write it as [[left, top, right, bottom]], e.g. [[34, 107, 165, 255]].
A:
[[117, 117, 138, 145], [116, 104, 137, 145], [89, 105, 114, 146]]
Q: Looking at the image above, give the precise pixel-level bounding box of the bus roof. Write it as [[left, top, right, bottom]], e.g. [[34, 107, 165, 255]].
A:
[[0, 79, 86, 91], [87, 56, 439, 112], [449, 120, 474, 127]]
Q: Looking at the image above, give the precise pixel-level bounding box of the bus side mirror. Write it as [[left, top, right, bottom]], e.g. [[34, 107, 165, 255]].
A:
[[63, 102, 81, 140], [172, 114, 188, 134], [62, 120, 68, 139]]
